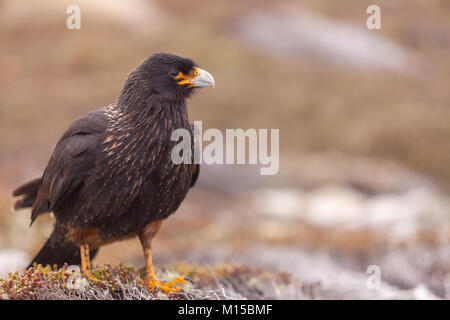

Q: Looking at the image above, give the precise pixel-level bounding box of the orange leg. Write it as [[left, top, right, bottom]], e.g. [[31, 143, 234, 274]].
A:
[[80, 243, 98, 281], [138, 221, 186, 294]]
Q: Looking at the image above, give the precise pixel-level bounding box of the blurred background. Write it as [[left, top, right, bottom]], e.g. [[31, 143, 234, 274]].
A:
[[0, 0, 449, 299]]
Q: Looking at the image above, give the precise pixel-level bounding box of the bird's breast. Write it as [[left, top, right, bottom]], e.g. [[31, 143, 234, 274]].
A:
[[88, 115, 193, 219]]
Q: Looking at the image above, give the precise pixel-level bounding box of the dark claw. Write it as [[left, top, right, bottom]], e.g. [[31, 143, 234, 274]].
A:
[[184, 276, 194, 285]]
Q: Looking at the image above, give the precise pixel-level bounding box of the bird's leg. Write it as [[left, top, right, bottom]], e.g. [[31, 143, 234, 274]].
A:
[[138, 221, 186, 294], [80, 243, 98, 281]]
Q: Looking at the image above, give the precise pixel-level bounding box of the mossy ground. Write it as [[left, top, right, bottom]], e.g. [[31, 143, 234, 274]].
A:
[[0, 262, 306, 300]]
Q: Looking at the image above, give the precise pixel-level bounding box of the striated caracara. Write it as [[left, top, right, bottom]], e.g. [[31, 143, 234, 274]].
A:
[[12, 53, 214, 293]]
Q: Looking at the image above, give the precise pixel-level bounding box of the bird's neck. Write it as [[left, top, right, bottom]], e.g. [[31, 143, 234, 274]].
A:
[[101, 98, 190, 179], [104, 94, 190, 153]]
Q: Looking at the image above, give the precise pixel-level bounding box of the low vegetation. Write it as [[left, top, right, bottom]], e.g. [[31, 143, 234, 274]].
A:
[[0, 262, 308, 300]]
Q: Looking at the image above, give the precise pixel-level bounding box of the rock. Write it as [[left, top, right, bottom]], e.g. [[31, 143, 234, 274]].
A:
[[235, 8, 420, 74], [0, 249, 29, 277]]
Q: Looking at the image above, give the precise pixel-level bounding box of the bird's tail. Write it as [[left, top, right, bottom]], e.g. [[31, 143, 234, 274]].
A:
[[12, 177, 42, 210], [28, 226, 98, 269], [14, 178, 99, 269]]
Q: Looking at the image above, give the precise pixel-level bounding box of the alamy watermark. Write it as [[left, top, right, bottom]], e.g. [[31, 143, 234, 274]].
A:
[[366, 5, 381, 30], [366, 265, 381, 290], [171, 121, 279, 176], [67, 4, 381, 32], [66, 5, 81, 30], [66, 265, 87, 290]]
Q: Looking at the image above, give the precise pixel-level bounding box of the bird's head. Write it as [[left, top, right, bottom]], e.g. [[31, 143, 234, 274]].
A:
[[122, 53, 215, 103]]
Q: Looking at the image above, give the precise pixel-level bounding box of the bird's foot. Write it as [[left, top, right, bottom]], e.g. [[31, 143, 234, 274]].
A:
[[143, 276, 189, 294], [83, 270, 100, 282]]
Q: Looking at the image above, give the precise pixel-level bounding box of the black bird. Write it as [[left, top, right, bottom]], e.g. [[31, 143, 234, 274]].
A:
[[12, 53, 214, 293]]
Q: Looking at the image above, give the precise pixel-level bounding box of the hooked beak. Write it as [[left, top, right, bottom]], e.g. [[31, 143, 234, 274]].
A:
[[191, 67, 215, 88], [177, 67, 215, 88]]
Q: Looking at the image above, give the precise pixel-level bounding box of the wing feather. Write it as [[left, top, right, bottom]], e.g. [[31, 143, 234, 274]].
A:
[[31, 108, 108, 223]]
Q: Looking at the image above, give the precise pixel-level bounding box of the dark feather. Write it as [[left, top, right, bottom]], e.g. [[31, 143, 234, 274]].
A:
[[30, 109, 107, 224], [13, 178, 41, 210], [14, 53, 202, 267], [13, 178, 41, 197]]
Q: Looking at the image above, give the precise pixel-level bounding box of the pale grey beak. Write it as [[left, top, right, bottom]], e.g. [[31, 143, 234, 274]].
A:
[[192, 67, 215, 88]]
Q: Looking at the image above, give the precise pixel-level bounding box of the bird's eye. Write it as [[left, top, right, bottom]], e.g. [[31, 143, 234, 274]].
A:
[[169, 70, 179, 78]]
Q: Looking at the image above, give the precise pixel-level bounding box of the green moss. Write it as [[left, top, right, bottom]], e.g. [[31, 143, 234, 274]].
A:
[[0, 262, 303, 300], [0, 263, 140, 300]]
